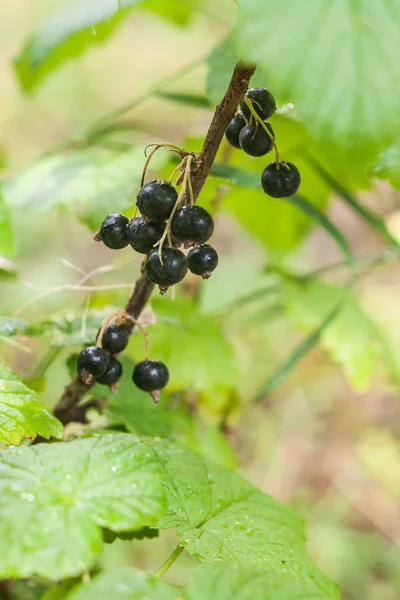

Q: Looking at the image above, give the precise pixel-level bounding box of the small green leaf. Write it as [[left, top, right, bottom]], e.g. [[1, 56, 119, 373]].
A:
[[0, 434, 166, 579], [282, 280, 387, 392], [65, 567, 177, 600], [25, 309, 110, 347], [235, 0, 400, 159], [0, 257, 17, 278], [128, 297, 237, 392], [187, 563, 336, 600], [4, 147, 165, 230], [0, 190, 13, 257], [142, 0, 194, 25], [14, 0, 144, 92], [144, 439, 338, 597], [0, 316, 27, 337], [157, 91, 212, 108], [41, 584, 74, 600], [0, 359, 62, 445], [374, 141, 400, 189]]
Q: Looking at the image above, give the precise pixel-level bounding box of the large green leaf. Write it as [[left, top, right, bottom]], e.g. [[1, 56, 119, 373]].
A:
[[0, 190, 13, 257], [128, 297, 237, 392], [206, 37, 239, 105], [282, 280, 386, 391], [66, 567, 177, 600], [235, 0, 400, 159], [3, 146, 163, 230], [144, 439, 338, 598], [187, 563, 334, 600], [0, 359, 62, 445], [0, 434, 165, 579], [14, 0, 144, 92]]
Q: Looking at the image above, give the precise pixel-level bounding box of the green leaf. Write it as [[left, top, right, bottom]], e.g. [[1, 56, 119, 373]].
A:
[[0, 190, 13, 257], [41, 584, 74, 600], [4, 147, 164, 230], [142, 0, 194, 25], [97, 357, 176, 437], [144, 439, 338, 597], [25, 309, 110, 347], [374, 141, 400, 189], [235, 0, 400, 159], [65, 567, 177, 600], [187, 563, 335, 600], [282, 280, 387, 392], [206, 37, 239, 105], [0, 434, 166, 579], [0, 257, 17, 278], [157, 91, 212, 108], [128, 297, 237, 392], [14, 0, 144, 92], [0, 359, 62, 445], [0, 316, 27, 337], [309, 157, 398, 246]]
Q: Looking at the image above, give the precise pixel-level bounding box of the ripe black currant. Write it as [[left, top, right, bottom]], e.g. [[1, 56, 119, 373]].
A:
[[99, 214, 129, 249], [100, 324, 129, 354], [240, 87, 276, 121], [225, 112, 246, 149], [239, 122, 274, 157], [171, 206, 214, 244], [137, 180, 178, 222], [145, 247, 188, 288], [77, 346, 110, 383], [261, 161, 301, 198], [188, 244, 218, 279], [132, 359, 169, 401], [127, 217, 166, 254], [96, 356, 123, 387]]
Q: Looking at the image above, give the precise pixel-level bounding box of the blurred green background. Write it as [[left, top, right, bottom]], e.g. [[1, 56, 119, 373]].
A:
[[1, 1, 400, 599]]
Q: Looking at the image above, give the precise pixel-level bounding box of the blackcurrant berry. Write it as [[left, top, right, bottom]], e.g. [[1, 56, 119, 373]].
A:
[[171, 206, 214, 244], [77, 346, 110, 383], [137, 180, 178, 222], [99, 214, 129, 249], [239, 122, 274, 157], [100, 324, 129, 354], [188, 244, 218, 279], [145, 248, 188, 288], [132, 359, 169, 398], [96, 356, 123, 387], [225, 112, 246, 149], [240, 87, 276, 121], [261, 161, 301, 198], [127, 217, 166, 254]]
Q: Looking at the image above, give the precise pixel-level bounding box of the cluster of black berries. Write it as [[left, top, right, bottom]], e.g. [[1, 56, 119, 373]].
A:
[[225, 87, 301, 198], [77, 323, 169, 401], [97, 179, 218, 294]]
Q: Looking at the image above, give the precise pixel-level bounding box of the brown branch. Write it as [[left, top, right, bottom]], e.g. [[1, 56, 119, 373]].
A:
[[49, 62, 255, 431]]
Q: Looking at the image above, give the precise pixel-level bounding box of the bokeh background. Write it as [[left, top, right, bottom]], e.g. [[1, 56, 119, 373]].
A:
[[1, 2, 400, 599]]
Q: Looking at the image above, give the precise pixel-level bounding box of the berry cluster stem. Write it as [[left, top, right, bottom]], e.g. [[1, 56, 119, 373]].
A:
[[243, 97, 281, 163], [96, 310, 121, 348], [121, 313, 150, 359], [155, 155, 194, 261]]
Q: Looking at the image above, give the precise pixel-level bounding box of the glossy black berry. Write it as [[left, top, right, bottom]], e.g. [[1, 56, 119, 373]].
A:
[[99, 214, 129, 249], [145, 247, 188, 288], [171, 206, 214, 244], [77, 346, 110, 383], [239, 122, 274, 157], [188, 244, 218, 279], [127, 217, 166, 254], [100, 324, 129, 354], [240, 87, 276, 121], [137, 180, 178, 222], [225, 112, 246, 149], [261, 162, 301, 198], [96, 356, 123, 386], [132, 360, 169, 393]]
